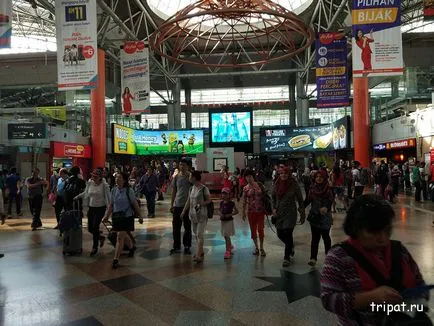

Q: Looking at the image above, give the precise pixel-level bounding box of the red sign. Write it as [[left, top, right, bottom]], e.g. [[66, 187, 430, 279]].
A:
[[385, 138, 416, 150], [52, 142, 92, 158], [424, 0, 434, 20]]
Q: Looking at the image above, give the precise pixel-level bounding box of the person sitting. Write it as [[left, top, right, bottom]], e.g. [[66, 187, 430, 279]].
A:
[[321, 195, 430, 325]]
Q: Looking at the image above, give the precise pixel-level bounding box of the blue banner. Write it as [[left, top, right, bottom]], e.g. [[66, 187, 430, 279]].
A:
[[316, 32, 349, 108]]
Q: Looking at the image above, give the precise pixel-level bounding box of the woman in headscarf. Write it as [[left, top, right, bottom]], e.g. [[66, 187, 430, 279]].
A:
[[304, 170, 334, 267], [272, 166, 305, 267]]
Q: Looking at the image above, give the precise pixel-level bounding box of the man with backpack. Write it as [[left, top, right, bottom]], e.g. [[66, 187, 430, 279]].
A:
[[64, 166, 86, 211], [377, 160, 389, 200]]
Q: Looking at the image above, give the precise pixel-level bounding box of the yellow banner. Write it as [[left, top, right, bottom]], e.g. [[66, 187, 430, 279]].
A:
[[36, 106, 67, 122], [316, 67, 346, 77], [352, 8, 398, 24], [113, 124, 136, 154]]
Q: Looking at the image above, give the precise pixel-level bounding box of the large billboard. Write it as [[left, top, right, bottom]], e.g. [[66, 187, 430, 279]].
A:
[[55, 0, 98, 90], [113, 124, 204, 156], [352, 0, 403, 77], [316, 32, 349, 108], [0, 0, 11, 48], [260, 116, 350, 153], [120, 41, 150, 115]]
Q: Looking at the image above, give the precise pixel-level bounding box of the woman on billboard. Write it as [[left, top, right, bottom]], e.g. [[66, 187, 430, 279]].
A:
[[354, 29, 374, 71], [122, 87, 134, 115]]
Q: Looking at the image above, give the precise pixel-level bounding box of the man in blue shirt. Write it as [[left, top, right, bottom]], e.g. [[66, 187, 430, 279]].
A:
[[6, 168, 22, 218]]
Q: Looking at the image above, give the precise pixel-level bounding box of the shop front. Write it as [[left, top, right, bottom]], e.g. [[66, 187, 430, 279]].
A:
[[373, 138, 417, 164], [50, 142, 92, 179]]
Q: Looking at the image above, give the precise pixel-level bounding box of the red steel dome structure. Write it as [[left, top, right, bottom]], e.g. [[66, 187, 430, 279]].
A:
[[151, 0, 315, 68]]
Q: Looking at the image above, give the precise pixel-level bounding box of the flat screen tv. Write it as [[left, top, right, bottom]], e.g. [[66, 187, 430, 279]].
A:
[[209, 109, 253, 152]]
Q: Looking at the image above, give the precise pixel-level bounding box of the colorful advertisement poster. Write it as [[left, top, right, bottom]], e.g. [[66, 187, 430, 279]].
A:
[[113, 124, 204, 156], [0, 0, 12, 48], [55, 0, 98, 90], [37, 106, 67, 123], [120, 41, 150, 115], [52, 142, 92, 158], [424, 0, 434, 20], [352, 0, 403, 77], [260, 116, 350, 153], [316, 32, 349, 108]]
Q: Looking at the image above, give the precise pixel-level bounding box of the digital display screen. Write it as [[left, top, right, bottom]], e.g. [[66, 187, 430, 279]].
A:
[[210, 112, 252, 143], [113, 124, 204, 155]]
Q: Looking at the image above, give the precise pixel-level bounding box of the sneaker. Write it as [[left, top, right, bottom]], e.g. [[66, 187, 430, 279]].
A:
[[112, 259, 119, 269], [224, 250, 232, 259], [282, 259, 291, 267], [170, 248, 181, 255], [184, 247, 192, 255], [308, 259, 317, 267]]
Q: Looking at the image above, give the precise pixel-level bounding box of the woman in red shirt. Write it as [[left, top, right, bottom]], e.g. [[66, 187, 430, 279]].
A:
[[355, 29, 374, 71], [242, 169, 266, 256], [122, 87, 134, 115]]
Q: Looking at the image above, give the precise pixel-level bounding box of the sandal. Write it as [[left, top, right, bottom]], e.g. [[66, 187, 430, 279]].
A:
[[253, 248, 259, 256], [260, 249, 266, 257]]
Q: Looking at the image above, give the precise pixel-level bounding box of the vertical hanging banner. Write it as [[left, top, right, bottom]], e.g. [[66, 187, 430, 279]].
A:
[[0, 0, 12, 48], [55, 0, 98, 90], [352, 0, 403, 77], [316, 32, 349, 108], [120, 41, 151, 115], [424, 0, 434, 20]]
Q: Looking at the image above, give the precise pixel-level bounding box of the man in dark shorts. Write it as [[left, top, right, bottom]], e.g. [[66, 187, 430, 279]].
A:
[[26, 168, 48, 230]]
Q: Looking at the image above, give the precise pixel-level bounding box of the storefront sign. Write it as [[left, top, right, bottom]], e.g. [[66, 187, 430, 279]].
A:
[[316, 32, 349, 108], [424, 0, 434, 20], [120, 41, 150, 115], [352, 0, 403, 77], [52, 142, 92, 158], [112, 124, 204, 156], [0, 0, 11, 48], [55, 0, 98, 90], [8, 123, 46, 139], [386, 139, 416, 150], [37, 106, 67, 123], [260, 116, 350, 153], [373, 143, 386, 151]]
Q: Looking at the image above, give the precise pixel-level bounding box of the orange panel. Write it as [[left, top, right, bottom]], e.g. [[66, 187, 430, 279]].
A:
[[353, 77, 370, 168]]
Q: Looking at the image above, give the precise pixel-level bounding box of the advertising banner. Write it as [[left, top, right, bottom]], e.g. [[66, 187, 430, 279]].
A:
[[120, 41, 150, 115], [113, 124, 204, 156], [352, 0, 403, 77], [260, 116, 350, 153], [52, 142, 92, 158], [37, 106, 67, 123], [0, 0, 12, 48], [316, 33, 349, 108], [424, 0, 434, 20], [55, 0, 98, 90]]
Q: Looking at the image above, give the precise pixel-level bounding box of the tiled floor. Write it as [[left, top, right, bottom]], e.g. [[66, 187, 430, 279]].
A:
[[1, 194, 434, 325]]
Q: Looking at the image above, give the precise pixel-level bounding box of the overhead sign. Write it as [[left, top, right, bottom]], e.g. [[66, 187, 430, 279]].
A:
[[316, 32, 349, 108], [37, 106, 67, 123], [52, 142, 92, 158], [8, 123, 46, 139], [0, 0, 11, 48], [374, 138, 416, 151], [260, 116, 350, 153], [424, 0, 434, 20], [113, 124, 204, 156], [352, 0, 403, 77], [120, 41, 150, 115], [55, 0, 98, 90]]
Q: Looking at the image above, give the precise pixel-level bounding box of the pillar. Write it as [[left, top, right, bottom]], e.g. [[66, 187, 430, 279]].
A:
[[296, 73, 309, 126], [167, 102, 175, 129], [391, 78, 399, 98], [173, 78, 182, 129], [353, 77, 370, 168], [185, 87, 192, 129], [90, 49, 106, 169], [288, 74, 296, 127]]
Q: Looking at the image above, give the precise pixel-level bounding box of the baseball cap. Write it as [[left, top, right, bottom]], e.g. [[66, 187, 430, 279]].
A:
[[221, 187, 231, 194]]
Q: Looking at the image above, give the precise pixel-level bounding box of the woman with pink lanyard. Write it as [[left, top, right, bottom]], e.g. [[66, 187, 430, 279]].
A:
[[242, 169, 266, 256]]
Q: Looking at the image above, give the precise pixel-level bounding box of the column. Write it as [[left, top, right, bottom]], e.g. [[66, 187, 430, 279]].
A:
[[185, 87, 192, 129], [391, 78, 399, 99], [167, 102, 175, 129], [296, 73, 309, 126], [90, 49, 107, 169], [353, 77, 370, 168], [173, 78, 182, 129], [288, 73, 296, 127]]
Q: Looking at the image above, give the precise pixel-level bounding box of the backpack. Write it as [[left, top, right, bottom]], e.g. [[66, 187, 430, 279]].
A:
[[338, 241, 433, 326], [258, 182, 273, 215], [201, 186, 214, 219], [360, 168, 369, 186], [64, 177, 82, 207]]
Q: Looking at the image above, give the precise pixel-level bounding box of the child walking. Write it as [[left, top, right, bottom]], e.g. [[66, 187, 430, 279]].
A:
[[220, 187, 238, 259]]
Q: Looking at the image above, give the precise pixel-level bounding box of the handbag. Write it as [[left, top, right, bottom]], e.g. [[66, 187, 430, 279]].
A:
[[48, 192, 57, 203]]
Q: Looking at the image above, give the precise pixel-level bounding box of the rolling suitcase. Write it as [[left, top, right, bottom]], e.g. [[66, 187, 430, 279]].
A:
[[60, 201, 83, 256], [102, 220, 135, 250]]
